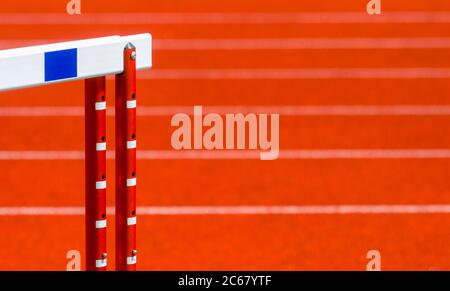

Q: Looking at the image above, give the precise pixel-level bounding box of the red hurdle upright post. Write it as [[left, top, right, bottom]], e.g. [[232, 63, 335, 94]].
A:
[[115, 43, 137, 271], [85, 77, 108, 271]]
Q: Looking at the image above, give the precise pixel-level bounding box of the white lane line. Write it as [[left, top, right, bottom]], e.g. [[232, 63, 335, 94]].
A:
[[0, 207, 85, 215], [154, 38, 450, 50], [0, 40, 71, 49], [5, 38, 450, 51], [1, 150, 450, 160], [0, 12, 449, 24], [0, 151, 84, 160], [140, 68, 450, 80], [136, 205, 450, 215], [4, 106, 450, 117], [137, 150, 450, 160], [138, 106, 450, 116], [278, 150, 450, 159], [0, 205, 450, 216], [0, 107, 84, 116]]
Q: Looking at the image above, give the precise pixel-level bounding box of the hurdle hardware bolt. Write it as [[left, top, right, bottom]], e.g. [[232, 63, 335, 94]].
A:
[[101, 253, 107, 260], [132, 250, 137, 256], [126, 42, 137, 60]]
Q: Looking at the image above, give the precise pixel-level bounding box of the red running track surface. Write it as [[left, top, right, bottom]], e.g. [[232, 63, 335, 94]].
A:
[[0, 0, 450, 270]]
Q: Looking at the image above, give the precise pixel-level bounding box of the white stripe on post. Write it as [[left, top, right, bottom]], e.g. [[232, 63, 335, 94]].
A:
[[126, 100, 137, 109], [95, 220, 107, 229], [126, 178, 137, 187], [96, 142, 107, 151], [95, 259, 107, 268], [127, 217, 137, 225], [95, 181, 107, 190], [95, 102, 106, 111], [127, 255, 137, 265], [127, 178, 137, 187], [127, 140, 137, 149]]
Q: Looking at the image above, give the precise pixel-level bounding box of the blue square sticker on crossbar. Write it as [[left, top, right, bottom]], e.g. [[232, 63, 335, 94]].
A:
[[44, 48, 78, 82]]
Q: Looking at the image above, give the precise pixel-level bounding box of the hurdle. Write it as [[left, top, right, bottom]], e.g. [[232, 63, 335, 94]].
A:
[[0, 33, 153, 271]]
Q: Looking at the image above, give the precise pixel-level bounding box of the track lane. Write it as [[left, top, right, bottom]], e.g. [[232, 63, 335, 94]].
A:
[[2, 78, 450, 107], [2, 24, 450, 41], [0, 214, 449, 270], [0, 115, 450, 150], [1, 159, 450, 206], [156, 49, 450, 69]]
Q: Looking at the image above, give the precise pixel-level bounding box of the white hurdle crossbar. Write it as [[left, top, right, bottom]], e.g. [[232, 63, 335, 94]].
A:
[[0, 33, 152, 91]]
